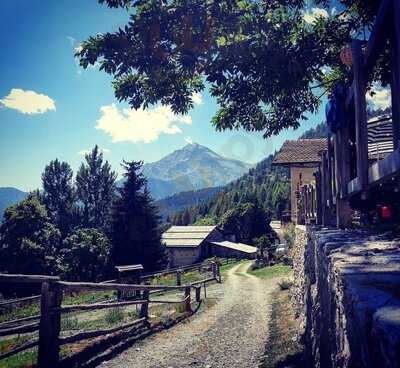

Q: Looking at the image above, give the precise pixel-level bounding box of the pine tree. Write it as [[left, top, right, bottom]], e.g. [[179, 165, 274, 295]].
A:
[[76, 146, 117, 230], [111, 161, 167, 271], [41, 159, 75, 237]]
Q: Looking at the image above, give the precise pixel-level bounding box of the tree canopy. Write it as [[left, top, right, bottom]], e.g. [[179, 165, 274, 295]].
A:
[[77, 0, 384, 137]]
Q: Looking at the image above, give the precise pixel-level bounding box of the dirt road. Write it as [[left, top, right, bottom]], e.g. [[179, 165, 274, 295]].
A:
[[101, 261, 279, 368]]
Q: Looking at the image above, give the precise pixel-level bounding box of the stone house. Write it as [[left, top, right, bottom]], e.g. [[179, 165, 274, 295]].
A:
[[162, 226, 257, 267], [272, 138, 327, 223]]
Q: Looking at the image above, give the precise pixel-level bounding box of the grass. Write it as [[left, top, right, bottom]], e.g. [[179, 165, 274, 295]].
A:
[[260, 289, 304, 368], [219, 259, 245, 274], [0, 337, 37, 368], [248, 264, 292, 279]]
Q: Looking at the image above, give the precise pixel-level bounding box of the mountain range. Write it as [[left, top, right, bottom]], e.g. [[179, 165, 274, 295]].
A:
[[0, 187, 27, 220], [141, 143, 252, 199]]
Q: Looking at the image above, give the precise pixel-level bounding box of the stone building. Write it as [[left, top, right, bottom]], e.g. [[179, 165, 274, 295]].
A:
[[272, 138, 327, 223], [162, 226, 257, 267]]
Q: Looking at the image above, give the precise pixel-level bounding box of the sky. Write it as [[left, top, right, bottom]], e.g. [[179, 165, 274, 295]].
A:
[[0, 1, 352, 192]]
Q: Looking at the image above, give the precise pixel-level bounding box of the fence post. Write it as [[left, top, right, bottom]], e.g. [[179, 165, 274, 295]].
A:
[[195, 286, 201, 302], [176, 270, 182, 286], [184, 286, 191, 312], [38, 281, 62, 368], [140, 289, 150, 320]]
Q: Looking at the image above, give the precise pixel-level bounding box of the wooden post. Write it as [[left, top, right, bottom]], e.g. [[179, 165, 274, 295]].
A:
[[315, 171, 322, 225], [184, 286, 191, 312], [212, 262, 217, 280], [195, 286, 201, 302], [391, 0, 400, 150], [327, 135, 334, 206], [38, 282, 62, 368], [334, 132, 352, 228], [352, 39, 369, 192], [176, 270, 182, 286], [139, 289, 149, 319], [320, 152, 327, 226]]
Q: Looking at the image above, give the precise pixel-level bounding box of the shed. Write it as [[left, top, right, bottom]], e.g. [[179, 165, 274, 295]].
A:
[[210, 241, 257, 259], [162, 226, 224, 267]]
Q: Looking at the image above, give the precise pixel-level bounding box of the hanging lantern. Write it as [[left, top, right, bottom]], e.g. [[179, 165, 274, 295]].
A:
[[340, 46, 352, 66]]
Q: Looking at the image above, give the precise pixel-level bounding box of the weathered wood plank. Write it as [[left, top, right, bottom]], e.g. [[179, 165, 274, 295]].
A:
[[0, 339, 38, 360], [56, 299, 147, 314], [139, 290, 150, 319], [0, 295, 40, 307], [38, 282, 62, 367], [56, 281, 188, 292], [0, 274, 59, 283], [0, 314, 41, 329], [58, 318, 146, 345], [0, 322, 39, 337], [352, 39, 369, 192], [368, 147, 400, 184]]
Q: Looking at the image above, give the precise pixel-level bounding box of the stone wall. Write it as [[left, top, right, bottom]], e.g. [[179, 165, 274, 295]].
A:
[[292, 226, 400, 368]]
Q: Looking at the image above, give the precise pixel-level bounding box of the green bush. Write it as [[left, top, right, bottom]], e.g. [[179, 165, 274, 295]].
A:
[[104, 308, 124, 325], [278, 279, 293, 290]]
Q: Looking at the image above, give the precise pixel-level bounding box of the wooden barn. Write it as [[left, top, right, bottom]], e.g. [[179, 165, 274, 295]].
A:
[[162, 226, 257, 267]]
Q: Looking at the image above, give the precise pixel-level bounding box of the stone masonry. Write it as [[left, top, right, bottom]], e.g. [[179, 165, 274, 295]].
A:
[[292, 226, 400, 368]]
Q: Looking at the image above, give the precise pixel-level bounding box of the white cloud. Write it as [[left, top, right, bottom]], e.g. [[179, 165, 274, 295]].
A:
[[0, 89, 56, 114], [185, 137, 194, 145], [78, 147, 110, 156], [192, 92, 203, 105], [303, 7, 329, 24], [96, 104, 192, 143], [67, 36, 76, 46], [367, 83, 392, 111]]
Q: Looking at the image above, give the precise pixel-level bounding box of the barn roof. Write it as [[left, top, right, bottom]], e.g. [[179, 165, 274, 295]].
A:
[[162, 226, 217, 248], [272, 139, 327, 165], [211, 241, 257, 254]]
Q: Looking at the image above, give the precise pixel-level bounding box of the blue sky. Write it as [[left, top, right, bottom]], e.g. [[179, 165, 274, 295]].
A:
[[0, 0, 328, 192]]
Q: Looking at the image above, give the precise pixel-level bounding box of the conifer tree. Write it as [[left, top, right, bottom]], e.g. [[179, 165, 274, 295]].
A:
[[111, 161, 167, 271], [41, 159, 75, 237], [76, 146, 117, 230]]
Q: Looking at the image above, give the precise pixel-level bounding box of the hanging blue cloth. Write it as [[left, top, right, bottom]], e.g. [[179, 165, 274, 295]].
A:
[[326, 84, 346, 133]]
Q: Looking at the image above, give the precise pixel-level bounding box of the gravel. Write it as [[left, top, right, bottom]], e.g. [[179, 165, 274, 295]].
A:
[[101, 262, 278, 368]]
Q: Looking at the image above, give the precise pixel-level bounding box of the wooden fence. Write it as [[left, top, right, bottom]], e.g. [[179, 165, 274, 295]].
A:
[[299, 0, 400, 228], [0, 262, 220, 367]]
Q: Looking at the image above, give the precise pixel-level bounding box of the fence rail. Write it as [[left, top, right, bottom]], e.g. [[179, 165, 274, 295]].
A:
[[0, 261, 220, 367]]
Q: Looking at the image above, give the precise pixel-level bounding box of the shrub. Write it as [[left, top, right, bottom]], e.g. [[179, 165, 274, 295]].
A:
[[104, 307, 124, 325], [278, 279, 293, 291]]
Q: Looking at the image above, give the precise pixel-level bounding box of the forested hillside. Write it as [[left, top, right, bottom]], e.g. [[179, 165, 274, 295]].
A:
[[155, 186, 223, 220], [169, 122, 329, 226], [170, 155, 290, 225]]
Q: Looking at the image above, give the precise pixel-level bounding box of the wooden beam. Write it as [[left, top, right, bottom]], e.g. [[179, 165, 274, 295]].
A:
[[368, 147, 400, 184], [352, 39, 369, 192], [0, 295, 40, 307], [363, 0, 393, 74], [0, 322, 39, 337], [0, 339, 38, 360], [0, 274, 59, 283], [56, 281, 188, 292], [56, 299, 147, 314], [58, 318, 146, 345], [327, 135, 334, 207], [0, 314, 40, 329], [391, 0, 400, 149]]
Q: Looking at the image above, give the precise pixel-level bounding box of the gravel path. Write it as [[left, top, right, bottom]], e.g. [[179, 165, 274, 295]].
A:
[[101, 261, 279, 368]]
